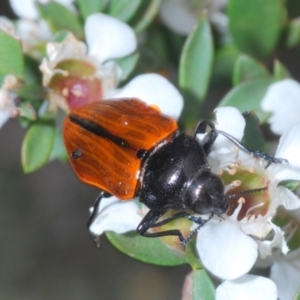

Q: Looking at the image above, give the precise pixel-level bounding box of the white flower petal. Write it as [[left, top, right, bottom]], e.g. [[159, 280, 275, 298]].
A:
[[257, 223, 289, 259], [274, 122, 300, 181], [10, 0, 74, 19], [240, 217, 272, 238], [10, 0, 39, 19], [216, 275, 277, 300], [271, 250, 300, 300], [113, 74, 184, 120], [213, 106, 245, 150], [261, 79, 300, 135], [89, 196, 142, 235], [276, 186, 300, 210], [85, 13, 137, 63], [0, 110, 9, 128], [276, 122, 300, 167], [197, 221, 258, 280], [159, 0, 197, 35]]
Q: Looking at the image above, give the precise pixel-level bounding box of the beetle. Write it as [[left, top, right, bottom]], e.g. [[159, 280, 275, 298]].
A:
[[63, 98, 286, 246]]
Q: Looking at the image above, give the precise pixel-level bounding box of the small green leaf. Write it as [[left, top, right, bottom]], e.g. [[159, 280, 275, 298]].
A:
[[192, 269, 215, 300], [273, 59, 292, 81], [286, 19, 300, 48], [115, 52, 139, 82], [19, 103, 37, 121], [36, 2, 84, 39], [185, 240, 202, 270], [212, 45, 240, 86], [76, 0, 106, 19], [21, 119, 55, 173], [233, 54, 269, 86], [49, 127, 68, 162], [16, 85, 45, 102], [279, 180, 300, 192], [132, 0, 161, 33], [179, 14, 214, 127], [241, 111, 264, 151], [107, 0, 142, 22], [24, 56, 41, 85], [228, 0, 284, 58], [0, 29, 23, 79], [218, 78, 275, 122], [106, 231, 187, 266], [52, 30, 71, 43]]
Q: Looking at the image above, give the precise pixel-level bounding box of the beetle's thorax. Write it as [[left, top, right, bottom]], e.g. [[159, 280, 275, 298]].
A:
[[138, 132, 210, 210]]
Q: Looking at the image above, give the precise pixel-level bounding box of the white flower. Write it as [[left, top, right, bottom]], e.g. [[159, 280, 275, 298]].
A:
[[0, 75, 22, 128], [40, 13, 137, 111], [159, 0, 228, 36], [40, 13, 184, 119], [112, 73, 183, 120], [9, 0, 74, 19], [6, 0, 75, 59], [261, 79, 300, 135], [196, 107, 300, 280], [270, 247, 300, 300], [89, 196, 142, 236], [216, 274, 277, 300]]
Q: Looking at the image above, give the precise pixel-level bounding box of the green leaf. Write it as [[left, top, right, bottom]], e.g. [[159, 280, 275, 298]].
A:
[[228, 0, 284, 59], [24, 56, 41, 85], [36, 2, 84, 39], [0, 29, 23, 79], [241, 111, 264, 151], [76, 0, 106, 19], [192, 270, 215, 300], [279, 180, 300, 192], [107, 0, 142, 22], [273, 59, 292, 80], [233, 54, 269, 86], [179, 14, 214, 127], [21, 119, 55, 173], [16, 85, 45, 102], [285, 19, 300, 48], [52, 30, 71, 43], [212, 45, 240, 86], [19, 103, 37, 121], [49, 127, 68, 162], [106, 231, 187, 266], [132, 0, 162, 33], [218, 78, 275, 122], [115, 52, 139, 82], [185, 240, 202, 270]]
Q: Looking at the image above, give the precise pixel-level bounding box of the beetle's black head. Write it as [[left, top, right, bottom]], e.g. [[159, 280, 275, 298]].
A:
[[183, 169, 228, 215]]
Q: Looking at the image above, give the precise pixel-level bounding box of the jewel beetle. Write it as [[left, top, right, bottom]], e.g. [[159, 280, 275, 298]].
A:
[[63, 98, 286, 246]]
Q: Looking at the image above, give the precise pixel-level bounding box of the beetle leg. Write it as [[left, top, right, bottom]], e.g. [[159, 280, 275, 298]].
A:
[[216, 130, 288, 164], [185, 213, 214, 243], [137, 209, 187, 246], [194, 120, 218, 155], [87, 191, 112, 228], [194, 120, 288, 164]]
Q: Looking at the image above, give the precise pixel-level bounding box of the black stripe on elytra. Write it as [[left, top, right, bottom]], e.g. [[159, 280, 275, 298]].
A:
[[69, 114, 133, 149]]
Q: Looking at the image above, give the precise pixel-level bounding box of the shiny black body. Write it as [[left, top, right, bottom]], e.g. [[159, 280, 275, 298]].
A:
[[89, 120, 286, 246], [140, 133, 208, 209]]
